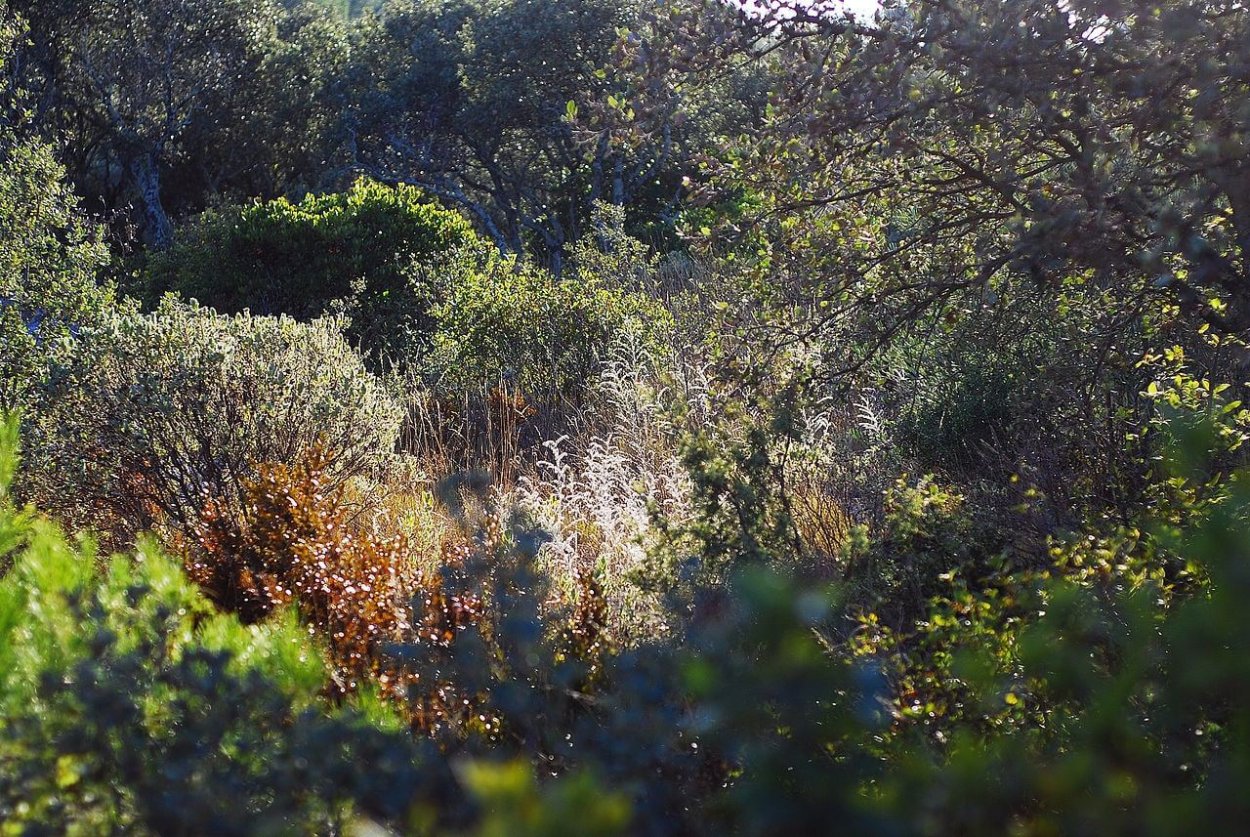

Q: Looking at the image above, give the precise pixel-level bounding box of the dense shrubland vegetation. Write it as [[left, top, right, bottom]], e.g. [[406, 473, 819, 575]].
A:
[[3, 0, 1250, 833]]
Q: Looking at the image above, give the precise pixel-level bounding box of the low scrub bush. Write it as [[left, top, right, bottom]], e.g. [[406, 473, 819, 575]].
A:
[[840, 474, 1018, 629], [399, 210, 675, 480], [426, 244, 670, 411], [429, 263, 637, 402], [401, 258, 668, 481], [28, 300, 401, 544]]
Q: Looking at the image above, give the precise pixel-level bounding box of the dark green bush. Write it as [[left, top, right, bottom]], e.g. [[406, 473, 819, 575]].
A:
[[143, 179, 477, 362]]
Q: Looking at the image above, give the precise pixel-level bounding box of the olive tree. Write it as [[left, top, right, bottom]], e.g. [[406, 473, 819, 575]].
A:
[[693, 0, 1250, 369], [345, 0, 753, 270], [10, 0, 341, 246]]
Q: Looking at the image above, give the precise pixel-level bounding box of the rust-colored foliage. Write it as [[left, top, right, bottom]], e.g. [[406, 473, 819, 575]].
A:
[[190, 446, 413, 675], [559, 565, 612, 688], [188, 446, 483, 731]]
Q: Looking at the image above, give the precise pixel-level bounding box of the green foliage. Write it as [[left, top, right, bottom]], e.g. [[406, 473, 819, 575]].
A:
[[29, 299, 401, 543], [843, 475, 1001, 624], [666, 410, 797, 575], [349, 0, 643, 262], [868, 480, 1250, 834], [283, 0, 383, 19], [0, 113, 112, 413], [12, 0, 294, 247], [462, 761, 631, 837], [0, 426, 424, 832], [222, 5, 352, 200], [887, 338, 1039, 474], [0, 412, 639, 835], [9, 1, 1250, 833], [661, 431, 1250, 834], [428, 246, 668, 405], [144, 179, 477, 361]]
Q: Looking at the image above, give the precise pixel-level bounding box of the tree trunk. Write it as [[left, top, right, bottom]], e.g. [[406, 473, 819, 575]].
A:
[[128, 153, 173, 250]]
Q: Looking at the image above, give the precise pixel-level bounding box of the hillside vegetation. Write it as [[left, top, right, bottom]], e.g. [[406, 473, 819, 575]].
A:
[[3, 0, 1250, 833]]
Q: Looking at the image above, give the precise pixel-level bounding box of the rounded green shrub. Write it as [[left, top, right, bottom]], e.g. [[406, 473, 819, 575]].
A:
[[143, 179, 477, 363]]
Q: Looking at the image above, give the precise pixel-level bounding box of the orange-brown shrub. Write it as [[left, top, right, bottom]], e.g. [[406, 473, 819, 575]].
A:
[[188, 446, 483, 730], [184, 444, 616, 738], [558, 566, 612, 688]]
